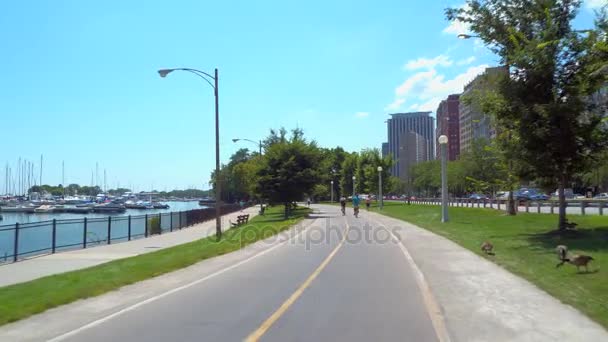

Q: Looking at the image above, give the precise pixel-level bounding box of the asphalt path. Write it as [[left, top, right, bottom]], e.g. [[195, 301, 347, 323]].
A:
[[47, 205, 441, 342]]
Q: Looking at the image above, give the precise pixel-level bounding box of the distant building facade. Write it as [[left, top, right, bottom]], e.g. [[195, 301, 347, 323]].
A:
[[386, 112, 434, 181], [398, 131, 428, 183], [459, 66, 506, 153], [435, 94, 460, 160], [382, 142, 389, 159]]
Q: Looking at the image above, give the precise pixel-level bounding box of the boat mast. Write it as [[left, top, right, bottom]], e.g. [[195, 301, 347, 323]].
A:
[[39, 154, 43, 187]]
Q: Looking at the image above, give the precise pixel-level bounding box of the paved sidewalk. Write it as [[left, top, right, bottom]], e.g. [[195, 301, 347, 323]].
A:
[[364, 208, 608, 341], [0, 207, 258, 288]]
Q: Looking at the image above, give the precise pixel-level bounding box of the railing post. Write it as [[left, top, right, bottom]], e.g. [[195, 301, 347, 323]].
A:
[[525, 200, 529, 213], [581, 201, 585, 215], [13, 223, 19, 262], [145, 214, 148, 237], [159, 213, 162, 234], [537, 202, 541, 214], [107, 216, 112, 244], [477, 200, 481, 208], [497, 200, 501, 210], [52, 219, 57, 254], [490, 199, 493, 209], [179, 211, 182, 229], [550, 201, 555, 214], [483, 199, 486, 208], [83, 217, 88, 248], [128, 215, 132, 241], [600, 202, 604, 216], [170, 212, 173, 232]]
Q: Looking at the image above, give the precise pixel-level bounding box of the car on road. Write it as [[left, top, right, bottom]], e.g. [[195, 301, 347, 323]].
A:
[[593, 193, 608, 199]]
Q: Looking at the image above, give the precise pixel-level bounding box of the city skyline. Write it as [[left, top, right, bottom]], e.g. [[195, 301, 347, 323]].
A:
[[0, 0, 600, 190]]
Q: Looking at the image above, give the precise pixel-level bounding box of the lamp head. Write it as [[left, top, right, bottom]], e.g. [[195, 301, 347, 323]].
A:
[[377, 166, 383, 172], [232, 139, 240, 143], [158, 69, 174, 78], [438, 135, 448, 145], [458, 34, 472, 39]]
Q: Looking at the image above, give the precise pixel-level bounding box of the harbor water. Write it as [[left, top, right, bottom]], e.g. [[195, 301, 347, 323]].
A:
[[0, 201, 205, 262]]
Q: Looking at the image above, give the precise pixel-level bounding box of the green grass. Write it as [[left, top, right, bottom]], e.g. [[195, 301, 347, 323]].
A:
[[0, 206, 310, 326], [371, 202, 608, 328]]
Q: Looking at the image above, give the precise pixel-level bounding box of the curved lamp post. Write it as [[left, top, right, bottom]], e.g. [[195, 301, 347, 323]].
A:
[[158, 67, 222, 239], [377, 166, 383, 209], [232, 138, 262, 155], [352, 176, 356, 198], [438, 135, 449, 222], [330, 180, 334, 203]]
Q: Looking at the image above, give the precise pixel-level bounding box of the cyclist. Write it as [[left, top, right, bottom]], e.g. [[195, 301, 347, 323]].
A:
[[339, 196, 347, 216], [365, 196, 371, 210], [352, 193, 361, 218]]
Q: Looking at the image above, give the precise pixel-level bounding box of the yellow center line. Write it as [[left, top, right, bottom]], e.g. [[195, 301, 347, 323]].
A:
[[245, 217, 350, 342]]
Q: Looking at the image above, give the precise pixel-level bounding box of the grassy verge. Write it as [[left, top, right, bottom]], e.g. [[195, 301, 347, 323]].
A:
[[0, 206, 310, 326], [370, 202, 608, 328]]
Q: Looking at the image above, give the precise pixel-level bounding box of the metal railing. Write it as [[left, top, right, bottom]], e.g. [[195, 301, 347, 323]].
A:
[[398, 197, 608, 216], [0, 204, 243, 264]]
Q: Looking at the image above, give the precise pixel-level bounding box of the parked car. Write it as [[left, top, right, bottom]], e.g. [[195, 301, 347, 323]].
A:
[[593, 193, 608, 199], [469, 193, 488, 200]]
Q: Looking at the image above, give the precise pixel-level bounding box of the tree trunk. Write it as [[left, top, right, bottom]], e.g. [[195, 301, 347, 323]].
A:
[[507, 188, 516, 215], [558, 174, 567, 230], [284, 202, 289, 220]]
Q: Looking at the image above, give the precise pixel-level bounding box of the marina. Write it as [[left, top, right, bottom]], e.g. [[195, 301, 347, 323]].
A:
[[0, 200, 203, 226]]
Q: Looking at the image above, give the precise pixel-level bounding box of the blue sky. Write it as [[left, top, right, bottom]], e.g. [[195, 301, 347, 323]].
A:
[[0, 0, 602, 191]]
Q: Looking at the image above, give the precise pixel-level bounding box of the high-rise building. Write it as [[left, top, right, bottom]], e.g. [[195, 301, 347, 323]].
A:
[[459, 66, 506, 153], [382, 142, 389, 158], [386, 112, 434, 180], [397, 131, 428, 183], [435, 94, 460, 160]]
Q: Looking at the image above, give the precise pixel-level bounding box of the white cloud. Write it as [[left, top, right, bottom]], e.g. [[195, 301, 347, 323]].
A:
[[385, 98, 405, 111], [443, 3, 471, 36], [586, 0, 606, 9], [386, 63, 490, 112], [457, 56, 476, 66], [355, 112, 369, 118], [403, 55, 453, 70]]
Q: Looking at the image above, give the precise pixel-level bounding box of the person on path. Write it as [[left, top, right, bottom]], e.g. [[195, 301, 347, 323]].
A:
[[366, 196, 371, 210], [340, 196, 347, 216], [352, 194, 361, 218]]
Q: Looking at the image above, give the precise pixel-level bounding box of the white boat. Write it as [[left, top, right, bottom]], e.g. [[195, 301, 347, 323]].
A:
[[34, 205, 56, 213]]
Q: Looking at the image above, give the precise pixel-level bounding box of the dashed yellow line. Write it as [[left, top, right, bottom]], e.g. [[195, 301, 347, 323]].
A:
[[245, 219, 350, 342]]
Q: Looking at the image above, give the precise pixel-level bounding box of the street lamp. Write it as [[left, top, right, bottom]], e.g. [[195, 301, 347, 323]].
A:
[[377, 166, 383, 209], [232, 138, 263, 155], [352, 176, 356, 197], [158, 67, 223, 239], [457, 33, 480, 39], [438, 135, 449, 222], [330, 180, 334, 203]]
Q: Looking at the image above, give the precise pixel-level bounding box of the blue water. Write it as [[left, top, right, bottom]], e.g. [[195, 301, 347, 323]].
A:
[[0, 202, 203, 261]]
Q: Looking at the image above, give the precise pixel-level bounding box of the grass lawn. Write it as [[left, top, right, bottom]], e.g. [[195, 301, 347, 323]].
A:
[[0, 206, 310, 326], [370, 202, 608, 329]]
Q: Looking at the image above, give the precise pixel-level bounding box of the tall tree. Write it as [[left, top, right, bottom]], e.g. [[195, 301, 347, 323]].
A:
[[256, 130, 321, 218], [447, 0, 608, 230]]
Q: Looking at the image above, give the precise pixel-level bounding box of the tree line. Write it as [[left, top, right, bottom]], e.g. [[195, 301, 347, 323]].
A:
[[211, 128, 395, 218], [27, 184, 210, 198]]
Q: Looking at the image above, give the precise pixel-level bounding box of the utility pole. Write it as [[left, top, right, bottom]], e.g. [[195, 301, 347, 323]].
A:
[[104, 169, 107, 193], [96, 162, 99, 187]]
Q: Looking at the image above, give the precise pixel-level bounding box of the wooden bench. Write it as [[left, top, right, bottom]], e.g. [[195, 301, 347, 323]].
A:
[[231, 214, 250, 227]]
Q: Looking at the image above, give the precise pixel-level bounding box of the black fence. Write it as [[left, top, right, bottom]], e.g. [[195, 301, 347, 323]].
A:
[[0, 204, 242, 264]]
